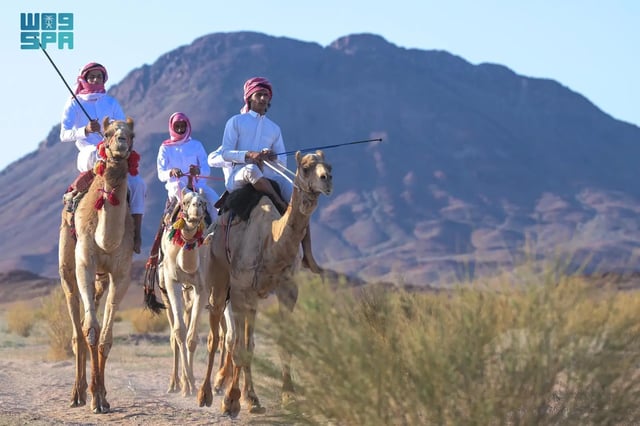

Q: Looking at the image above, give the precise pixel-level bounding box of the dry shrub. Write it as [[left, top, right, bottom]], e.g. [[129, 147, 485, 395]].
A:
[[258, 268, 640, 425], [6, 301, 36, 337], [123, 308, 168, 333], [39, 286, 73, 360]]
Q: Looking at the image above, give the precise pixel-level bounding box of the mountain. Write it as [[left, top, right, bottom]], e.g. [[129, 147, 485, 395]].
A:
[[1, 31, 639, 286]]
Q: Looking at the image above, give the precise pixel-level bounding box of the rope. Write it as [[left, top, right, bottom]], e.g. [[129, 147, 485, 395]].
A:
[[263, 160, 297, 189]]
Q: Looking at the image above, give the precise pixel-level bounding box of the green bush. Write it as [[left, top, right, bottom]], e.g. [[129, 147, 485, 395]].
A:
[[257, 269, 640, 425]]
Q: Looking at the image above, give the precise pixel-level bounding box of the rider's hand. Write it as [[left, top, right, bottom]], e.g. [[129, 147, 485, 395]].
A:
[[169, 168, 183, 178], [84, 120, 100, 135], [188, 164, 200, 176], [261, 148, 277, 161], [245, 151, 263, 164]]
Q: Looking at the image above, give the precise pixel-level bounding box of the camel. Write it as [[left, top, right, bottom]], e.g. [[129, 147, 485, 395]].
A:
[[197, 150, 333, 417], [58, 117, 138, 414], [157, 188, 210, 396]]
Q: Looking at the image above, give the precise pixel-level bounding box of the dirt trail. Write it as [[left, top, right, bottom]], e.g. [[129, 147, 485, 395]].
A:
[[0, 321, 291, 425]]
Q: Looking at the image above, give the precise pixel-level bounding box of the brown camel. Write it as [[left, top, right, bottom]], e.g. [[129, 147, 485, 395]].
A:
[[58, 117, 137, 414], [157, 188, 210, 396], [197, 150, 333, 417]]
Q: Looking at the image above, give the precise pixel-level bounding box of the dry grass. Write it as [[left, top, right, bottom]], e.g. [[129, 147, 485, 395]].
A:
[[38, 286, 73, 360], [120, 307, 169, 333], [257, 264, 640, 425], [5, 301, 36, 338]]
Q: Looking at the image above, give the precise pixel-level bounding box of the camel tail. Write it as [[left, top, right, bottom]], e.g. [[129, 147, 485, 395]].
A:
[[143, 261, 166, 314]]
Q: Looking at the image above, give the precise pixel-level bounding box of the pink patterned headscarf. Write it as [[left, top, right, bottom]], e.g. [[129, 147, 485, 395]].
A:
[[74, 62, 108, 95], [163, 112, 192, 145], [241, 77, 273, 113]]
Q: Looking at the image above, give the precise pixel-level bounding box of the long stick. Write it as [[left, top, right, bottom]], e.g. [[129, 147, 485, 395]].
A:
[[38, 41, 95, 122], [275, 138, 382, 156]]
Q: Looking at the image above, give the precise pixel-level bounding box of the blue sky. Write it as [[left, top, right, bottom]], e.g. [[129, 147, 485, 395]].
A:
[[2, 0, 637, 171]]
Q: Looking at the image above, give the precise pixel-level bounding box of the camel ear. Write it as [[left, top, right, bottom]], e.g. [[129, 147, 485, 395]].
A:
[[126, 117, 134, 131], [102, 116, 111, 131], [295, 151, 302, 166], [316, 150, 324, 161]]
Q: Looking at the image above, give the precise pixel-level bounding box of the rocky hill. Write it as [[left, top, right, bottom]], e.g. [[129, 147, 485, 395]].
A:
[[1, 31, 639, 286]]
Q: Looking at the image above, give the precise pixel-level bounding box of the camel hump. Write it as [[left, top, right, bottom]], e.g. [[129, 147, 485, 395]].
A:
[[222, 179, 285, 221]]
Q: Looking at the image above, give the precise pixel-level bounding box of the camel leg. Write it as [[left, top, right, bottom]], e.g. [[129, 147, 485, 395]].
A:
[[301, 225, 322, 274], [164, 279, 192, 397], [214, 305, 233, 394], [158, 271, 180, 394], [184, 286, 202, 396], [241, 306, 264, 413], [59, 224, 88, 407], [75, 244, 106, 414], [197, 276, 228, 407], [221, 286, 262, 415], [94, 269, 130, 414], [276, 279, 299, 403]]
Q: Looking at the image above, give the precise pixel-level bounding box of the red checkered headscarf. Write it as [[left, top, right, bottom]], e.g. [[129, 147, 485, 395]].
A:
[[241, 77, 272, 113], [75, 62, 108, 95]]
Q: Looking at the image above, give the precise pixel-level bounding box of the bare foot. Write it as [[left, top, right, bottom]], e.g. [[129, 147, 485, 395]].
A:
[[133, 236, 141, 254]]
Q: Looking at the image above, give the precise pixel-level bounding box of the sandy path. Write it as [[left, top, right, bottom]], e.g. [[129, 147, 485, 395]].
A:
[[0, 321, 291, 425]]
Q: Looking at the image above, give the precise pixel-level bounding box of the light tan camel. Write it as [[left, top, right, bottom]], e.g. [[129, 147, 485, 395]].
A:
[[197, 150, 333, 417], [157, 188, 210, 396], [58, 117, 137, 414]]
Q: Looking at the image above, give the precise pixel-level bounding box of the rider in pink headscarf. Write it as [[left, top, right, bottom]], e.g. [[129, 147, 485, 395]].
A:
[[240, 77, 273, 113], [208, 76, 322, 273], [157, 112, 219, 216], [60, 61, 146, 253], [74, 62, 108, 95]]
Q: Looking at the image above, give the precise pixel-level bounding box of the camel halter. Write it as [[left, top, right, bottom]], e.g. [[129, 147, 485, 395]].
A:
[[167, 211, 205, 250]]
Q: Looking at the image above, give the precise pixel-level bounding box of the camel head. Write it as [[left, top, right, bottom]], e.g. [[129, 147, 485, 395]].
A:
[[102, 117, 135, 160], [294, 150, 333, 196], [180, 188, 207, 225]]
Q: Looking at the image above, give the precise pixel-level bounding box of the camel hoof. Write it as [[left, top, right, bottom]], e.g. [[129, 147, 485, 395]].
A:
[[214, 386, 224, 396], [249, 404, 266, 414], [93, 404, 110, 414]]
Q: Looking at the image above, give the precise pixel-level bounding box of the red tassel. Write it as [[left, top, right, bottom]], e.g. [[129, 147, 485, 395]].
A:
[[107, 192, 120, 206], [97, 141, 107, 159], [94, 160, 106, 176], [128, 150, 140, 176], [94, 197, 105, 210]]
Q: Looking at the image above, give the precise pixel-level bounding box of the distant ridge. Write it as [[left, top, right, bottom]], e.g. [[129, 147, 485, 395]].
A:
[[0, 31, 639, 287]]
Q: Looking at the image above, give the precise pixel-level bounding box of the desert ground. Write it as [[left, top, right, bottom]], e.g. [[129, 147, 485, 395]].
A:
[[0, 275, 293, 426]]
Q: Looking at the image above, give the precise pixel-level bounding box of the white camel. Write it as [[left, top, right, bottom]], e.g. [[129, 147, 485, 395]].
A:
[[157, 188, 210, 396]]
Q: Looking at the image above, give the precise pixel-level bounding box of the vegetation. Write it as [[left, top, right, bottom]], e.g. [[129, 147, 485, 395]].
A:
[[39, 286, 73, 360], [5, 301, 36, 337], [119, 307, 169, 334], [257, 265, 640, 425]]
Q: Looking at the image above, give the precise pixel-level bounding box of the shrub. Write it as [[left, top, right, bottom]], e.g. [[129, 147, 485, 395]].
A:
[[257, 269, 640, 425], [6, 301, 36, 337], [40, 286, 73, 360], [125, 308, 169, 334]]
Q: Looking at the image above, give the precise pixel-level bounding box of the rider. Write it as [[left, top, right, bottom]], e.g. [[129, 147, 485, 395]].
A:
[[157, 112, 219, 219], [60, 62, 145, 253], [208, 76, 321, 273]]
